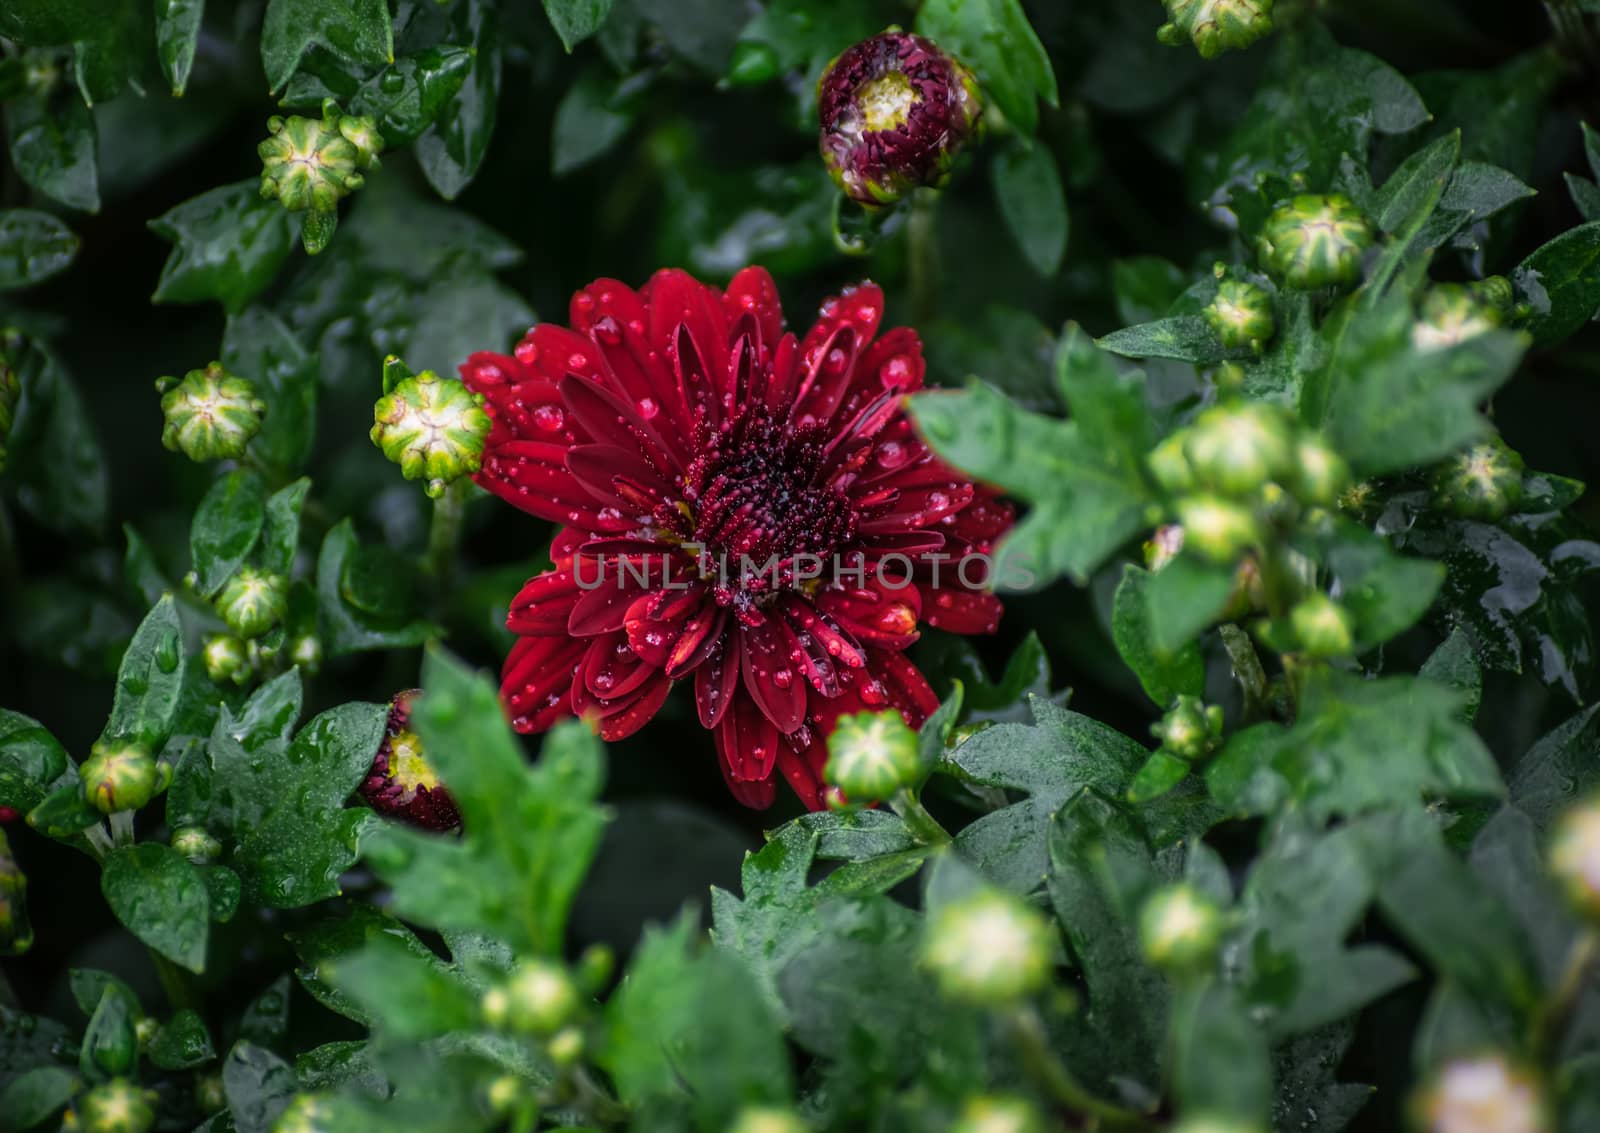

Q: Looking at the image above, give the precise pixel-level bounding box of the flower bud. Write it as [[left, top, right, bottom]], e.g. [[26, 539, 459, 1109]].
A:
[[1205, 281, 1275, 353], [77, 1078, 156, 1133], [289, 633, 323, 674], [195, 1073, 226, 1114], [1289, 593, 1354, 658], [951, 1095, 1045, 1133], [1157, 0, 1275, 60], [203, 634, 252, 686], [1430, 436, 1524, 522], [1412, 1054, 1549, 1133], [825, 710, 921, 802], [259, 101, 374, 214], [484, 1075, 524, 1115], [134, 1016, 159, 1049], [1175, 497, 1260, 564], [727, 41, 781, 87], [1147, 433, 1196, 495], [1259, 194, 1373, 291], [1144, 524, 1185, 571], [1413, 283, 1504, 353], [1550, 799, 1600, 921], [486, 960, 579, 1037], [1170, 1119, 1267, 1133], [157, 363, 266, 463], [1291, 434, 1350, 507], [922, 889, 1054, 1005], [727, 1108, 811, 1133], [359, 690, 461, 832], [216, 568, 288, 639], [0, 829, 33, 956], [1139, 884, 1224, 973], [172, 826, 222, 865], [1183, 402, 1294, 496], [546, 1025, 586, 1067], [272, 1093, 333, 1133], [817, 30, 982, 207], [1152, 696, 1223, 762], [80, 741, 162, 814], [370, 369, 491, 498], [0, 332, 20, 474]]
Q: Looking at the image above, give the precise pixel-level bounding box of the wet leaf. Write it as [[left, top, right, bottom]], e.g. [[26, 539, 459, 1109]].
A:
[[0, 210, 79, 290], [150, 182, 298, 314], [101, 843, 211, 973]]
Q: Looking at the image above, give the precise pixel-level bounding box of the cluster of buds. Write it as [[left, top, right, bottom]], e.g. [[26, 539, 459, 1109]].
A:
[[1412, 279, 1513, 352], [79, 740, 170, 815], [1138, 883, 1225, 974], [0, 330, 20, 474], [157, 363, 266, 463], [1258, 194, 1374, 291], [1152, 696, 1224, 762], [370, 358, 491, 499], [71, 1078, 158, 1133], [817, 30, 983, 207], [357, 690, 461, 831], [1429, 433, 1525, 522], [0, 829, 31, 955], [204, 629, 322, 688], [1205, 278, 1276, 354], [922, 887, 1054, 1005], [481, 959, 581, 1036], [824, 710, 922, 803], [259, 99, 384, 254], [1157, 0, 1276, 59], [1411, 1054, 1549, 1133]]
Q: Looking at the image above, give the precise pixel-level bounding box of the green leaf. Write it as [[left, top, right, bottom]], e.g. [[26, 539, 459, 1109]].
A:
[[1419, 627, 1482, 723], [1373, 131, 1460, 235], [1512, 221, 1600, 345], [414, 0, 498, 200], [221, 308, 318, 475], [347, 48, 474, 145], [363, 648, 608, 956], [992, 143, 1068, 278], [1112, 257, 1189, 326], [261, 0, 393, 93], [552, 65, 637, 176], [80, 984, 138, 1080], [603, 912, 791, 1129], [1097, 316, 1231, 364], [1112, 564, 1205, 706], [915, 0, 1057, 135], [0, 1065, 76, 1130], [26, 782, 100, 840], [1145, 555, 1239, 653], [543, 0, 613, 51], [1206, 673, 1502, 822], [5, 339, 109, 535], [318, 931, 479, 1040], [383, 267, 535, 381], [1296, 519, 1445, 651], [1127, 750, 1190, 803], [288, 903, 435, 1026], [1566, 172, 1600, 223], [102, 594, 186, 750], [260, 479, 311, 579], [1509, 705, 1600, 831], [222, 1041, 297, 1133], [792, 809, 917, 863], [3, 95, 99, 213], [101, 843, 210, 973], [1172, 984, 1273, 1123], [149, 1008, 215, 1070], [0, 210, 78, 290], [0, 710, 70, 816], [149, 182, 297, 314], [155, 0, 205, 95], [189, 469, 267, 597], [315, 520, 436, 656]]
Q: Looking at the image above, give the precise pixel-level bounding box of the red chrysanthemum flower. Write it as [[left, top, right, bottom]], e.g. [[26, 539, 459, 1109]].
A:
[[461, 267, 1013, 810], [358, 690, 462, 831]]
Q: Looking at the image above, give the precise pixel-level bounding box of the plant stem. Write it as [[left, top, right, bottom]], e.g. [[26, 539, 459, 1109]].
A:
[[568, 1066, 629, 1126], [82, 823, 113, 862], [891, 789, 951, 846], [425, 481, 467, 588], [1006, 1005, 1155, 1130], [1535, 928, 1599, 1057], [908, 189, 939, 328], [1219, 624, 1270, 722], [108, 810, 135, 847], [150, 951, 198, 1013]]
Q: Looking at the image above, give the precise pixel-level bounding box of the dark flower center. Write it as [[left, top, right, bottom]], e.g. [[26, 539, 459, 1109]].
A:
[[682, 404, 857, 604]]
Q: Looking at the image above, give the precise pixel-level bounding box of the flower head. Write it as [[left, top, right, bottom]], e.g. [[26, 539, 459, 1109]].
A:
[[1158, 0, 1276, 59], [157, 363, 266, 462], [1259, 194, 1373, 291], [371, 367, 491, 498], [825, 709, 921, 801], [1183, 402, 1294, 496], [462, 267, 1012, 810], [216, 567, 288, 639], [1176, 496, 1260, 563], [80, 741, 164, 814], [922, 888, 1054, 1004], [358, 690, 461, 831], [259, 100, 377, 213], [818, 30, 982, 206], [76, 1078, 156, 1133], [1430, 436, 1524, 522], [1413, 1054, 1548, 1133], [1205, 280, 1275, 352], [1139, 884, 1224, 972], [1413, 282, 1507, 352]]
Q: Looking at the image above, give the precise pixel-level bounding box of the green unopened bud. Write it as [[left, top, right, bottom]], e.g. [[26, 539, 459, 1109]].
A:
[[951, 1095, 1045, 1133], [77, 1078, 156, 1133], [923, 888, 1054, 1005], [0, 331, 20, 474], [195, 1073, 226, 1114], [1550, 799, 1600, 921], [216, 568, 288, 639], [1152, 696, 1223, 761], [1291, 434, 1350, 507], [134, 1016, 159, 1050], [1184, 402, 1294, 496], [203, 634, 251, 686], [1412, 1054, 1549, 1133], [259, 102, 369, 215], [1413, 283, 1505, 353], [1289, 593, 1354, 657], [1171, 1119, 1267, 1133], [727, 1107, 811, 1133], [486, 960, 579, 1037], [172, 826, 222, 864], [484, 1075, 524, 1115], [0, 829, 32, 956], [157, 363, 265, 463], [1157, 0, 1275, 59], [1430, 436, 1524, 522], [80, 742, 162, 814], [337, 114, 384, 171], [825, 710, 921, 801], [728, 40, 781, 87], [371, 370, 491, 498], [289, 633, 322, 673], [272, 1093, 333, 1133], [1148, 433, 1195, 494], [1259, 194, 1373, 290], [575, 942, 615, 994], [547, 1025, 586, 1067], [1139, 884, 1224, 973], [1176, 496, 1260, 563], [1205, 281, 1275, 352]]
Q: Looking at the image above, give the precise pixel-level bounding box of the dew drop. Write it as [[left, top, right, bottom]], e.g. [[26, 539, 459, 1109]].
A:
[[637, 397, 659, 420], [533, 404, 565, 432]]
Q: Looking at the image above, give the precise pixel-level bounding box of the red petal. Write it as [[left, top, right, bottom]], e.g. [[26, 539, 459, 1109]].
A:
[[775, 732, 830, 812], [647, 269, 730, 427], [594, 671, 673, 741], [919, 585, 1003, 635], [739, 614, 808, 734], [566, 444, 674, 511], [502, 636, 586, 731], [521, 323, 609, 387], [857, 482, 975, 535], [506, 569, 582, 635], [665, 602, 725, 679], [866, 647, 941, 727], [477, 440, 616, 528], [567, 568, 654, 636], [815, 577, 922, 649], [722, 266, 785, 355], [579, 632, 657, 702], [695, 632, 741, 728], [717, 688, 781, 781], [779, 596, 867, 672]]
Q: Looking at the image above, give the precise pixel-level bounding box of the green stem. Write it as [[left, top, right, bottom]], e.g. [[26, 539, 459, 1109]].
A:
[[908, 189, 939, 328], [425, 480, 467, 588], [568, 1066, 629, 1126], [82, 823, 113, 862], [1218, 624, 1270, 722], [891, 788, 952, 846], [150, 951, 198, 1013], [108, 810, 135, 848], [1007, 1005, 1155, 1130], [1535, 928, 1599, 1057]]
